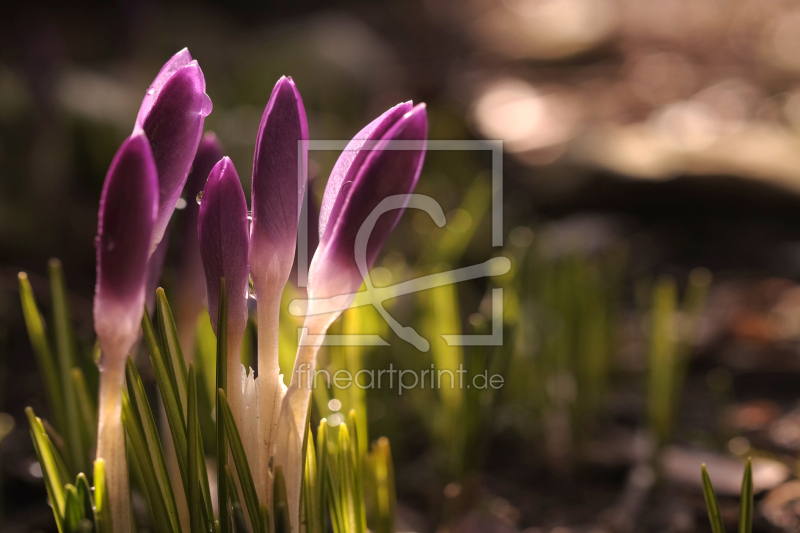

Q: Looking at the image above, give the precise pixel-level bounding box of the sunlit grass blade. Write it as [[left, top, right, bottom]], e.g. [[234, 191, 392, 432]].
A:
[[72, 369, 97, 457], [155, 290, 214, 520], [218, 388, 262, 533], [316, 420, 329, 532], [75, 473, 94, 529], [156, 288, 189, 416], [122, 389, 177, 533], [740, 459, 753, 533], [26, 407, 66, 531], [303, 424, 320, 533], [64, 483, 84, 532], [217, 279, 230, 533], [347, 411, 366, 533], [188, 364, 205, 533], [124, 358, 180, 533], [647, 276, 677, 445], [274, 466, 291, 533], [369, 437, 396, 533], [49, 259, 85, 475], [94, 459, 112, 533], [19, 273, 65, 433], [701, 464, 726, 533]]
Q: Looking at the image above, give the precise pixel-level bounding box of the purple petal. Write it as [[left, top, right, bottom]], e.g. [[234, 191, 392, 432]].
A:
[[318, 101, 413, 243], [198, 157, 250, 336], [134, 48, 193, 129], [308, 104, 427, 299], [94, 133, 158, 357], [135, 58, 212, 252], [249, 76, 308, 285]]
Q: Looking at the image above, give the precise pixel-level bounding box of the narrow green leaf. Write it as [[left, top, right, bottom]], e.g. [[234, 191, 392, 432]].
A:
[[19, 273, 65, 432], [122, 389, 176, 533], [26, 407, 66, 531], [701, 464, 726, 533], [64, 484, 84, 532], [273, 466, 291, 533], [259, 504, 271, 533], [188, 364, 204, 533], [71, 369, 97, 455], [740, 459, 753, 533], [316, 420, 329, 533], [94, 459, 112, 533], [347, 411, 366, 533], [155, 290, 215, 521], [225, 465, 249, 533], [124, 358, 180, 533], [156, 288, 188, 417], [303, 425, 319, 533], [75, 473, 94, 529], [218, 389, 262, 533], [49, 259, 85, 475], [217, 279, 230, 533]]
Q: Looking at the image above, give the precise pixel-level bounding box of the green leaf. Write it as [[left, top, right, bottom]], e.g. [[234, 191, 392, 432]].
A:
[[64, 484, 84, 533], [218, 389, 262, 533], [154, 290, 214, 521], [94, 459, 112, 533], [217, 279, 230, 533], [71, 369, 97, 456], [740, 459, 753, 533], [273, 466, 291, 533], [124, 358, 180, 533], [701, 464, 726, 533], [225, 465, 250, 533], [19, 273, 65, 432], [316, 420, 330, 533], [26, 407, 66, 531], [75, 473, 95, 529], [49, 258, 85, 475], [188, 364, 205, 533], [122, 389, 177, 533]]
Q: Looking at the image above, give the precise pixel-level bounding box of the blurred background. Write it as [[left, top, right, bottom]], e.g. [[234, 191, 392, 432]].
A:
[[6, 0, 800, 531]]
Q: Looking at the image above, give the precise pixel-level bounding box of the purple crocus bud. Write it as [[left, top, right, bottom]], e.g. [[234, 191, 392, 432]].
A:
[[93, 132, 157, 533], [308, 103, 428, 304], [249, 76, 308, 287], [248, 76, 308, 505], [198, 157, 249, 337], [94, 133, 158, 356], [134, 48, 213, 253]]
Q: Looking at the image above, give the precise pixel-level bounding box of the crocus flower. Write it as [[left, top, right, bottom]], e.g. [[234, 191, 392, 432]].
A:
[[94, 132, 158, 533], [198, 156, 250, 436], [248, 76, 308, 502], [134, 48, 212, 253], [277, 102, 428, 530]]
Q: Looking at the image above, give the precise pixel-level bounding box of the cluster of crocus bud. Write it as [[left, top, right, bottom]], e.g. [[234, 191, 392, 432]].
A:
[[93, 48, 427, 533], [93, 49, 211, 533]]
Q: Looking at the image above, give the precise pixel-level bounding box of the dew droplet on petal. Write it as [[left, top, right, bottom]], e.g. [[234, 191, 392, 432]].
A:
[[196, 191, 203, 205]]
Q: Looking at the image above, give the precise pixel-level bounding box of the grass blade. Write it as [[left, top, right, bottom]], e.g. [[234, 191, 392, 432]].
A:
[[71, 369, 97, 456], [218, 388, 262, 533], [188, 364, 204, 533], [316, 420, 329, 533], [274, 466, 290, 533], [75, 473, 94, 529], [217, 279, 230, 533], [93, 459, 112, 533], [370, 437, 396, 533], [19, 273, 65, 432], [26, 407, 66, 531], [701, 464, 726, 533], [64, 484, 84, 532], [740, 459, 753, 533], [225, 465, 249, 533], [124, 358, 180, 533], [49, 259, 85, 475], [122, 388, 176, 533], [303, 424, 319, 533]]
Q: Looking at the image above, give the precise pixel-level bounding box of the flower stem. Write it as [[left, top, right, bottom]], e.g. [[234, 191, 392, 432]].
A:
[[96, 351, 131, 533]]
